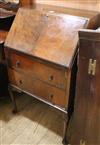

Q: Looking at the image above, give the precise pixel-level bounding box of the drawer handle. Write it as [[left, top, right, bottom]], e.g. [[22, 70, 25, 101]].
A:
[[19, 80, 22, 85], [16, 60, 20, 68], [49, 94, 54, 100], [48, 75, 54, 81]]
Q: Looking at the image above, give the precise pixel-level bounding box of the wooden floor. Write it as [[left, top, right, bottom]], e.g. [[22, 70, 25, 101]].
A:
[[0, 93, 64, 145]]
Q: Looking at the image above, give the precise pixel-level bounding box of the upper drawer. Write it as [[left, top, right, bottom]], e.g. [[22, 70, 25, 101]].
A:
[[8, 52, 67, 90]]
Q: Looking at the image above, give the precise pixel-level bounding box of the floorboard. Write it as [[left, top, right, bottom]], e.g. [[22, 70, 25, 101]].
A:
[[0, 93, 64, 145]]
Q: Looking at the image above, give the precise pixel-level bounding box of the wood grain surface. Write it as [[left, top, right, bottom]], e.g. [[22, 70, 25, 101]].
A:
[[67, 14, 100, 145], [5, 8, 88, 68]]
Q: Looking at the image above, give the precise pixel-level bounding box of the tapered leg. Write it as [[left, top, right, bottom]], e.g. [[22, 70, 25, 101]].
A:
[[62, 114, 69, 145], [8, 85, 18, 114]]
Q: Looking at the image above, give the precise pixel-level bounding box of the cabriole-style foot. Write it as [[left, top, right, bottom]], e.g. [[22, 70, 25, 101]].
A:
[[62, 138, 69, 145], [12, 108, 18, 114], [8, 85, 18, 114]]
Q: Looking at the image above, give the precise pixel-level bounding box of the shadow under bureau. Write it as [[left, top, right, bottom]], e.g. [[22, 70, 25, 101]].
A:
[[0, 8, 15, 98], [4, 8, 88, 144]]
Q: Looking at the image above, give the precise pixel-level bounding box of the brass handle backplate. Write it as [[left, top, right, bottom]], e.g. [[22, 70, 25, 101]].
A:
[[88, 59, 96, 76]]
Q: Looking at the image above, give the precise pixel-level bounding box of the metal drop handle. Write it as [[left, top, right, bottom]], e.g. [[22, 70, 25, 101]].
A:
[[49, 94, 54, 100], [48, 75, 54, 81], [16, 60, 20, 67]]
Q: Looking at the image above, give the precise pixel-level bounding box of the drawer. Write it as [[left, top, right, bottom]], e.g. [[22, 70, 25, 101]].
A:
[[8, 52, 67, 89], [8, 69, 68, 108]]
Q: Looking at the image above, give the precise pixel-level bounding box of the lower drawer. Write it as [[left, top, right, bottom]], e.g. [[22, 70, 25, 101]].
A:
[[8, 69, 68, 108]]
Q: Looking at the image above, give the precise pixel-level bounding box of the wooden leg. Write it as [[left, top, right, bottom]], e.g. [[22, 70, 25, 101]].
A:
[[8, 86, 18, 114], [62, 114, 69, 145]]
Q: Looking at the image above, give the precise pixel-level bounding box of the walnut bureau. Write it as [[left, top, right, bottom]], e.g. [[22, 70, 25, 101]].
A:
[[4, 8, 88, 144]]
